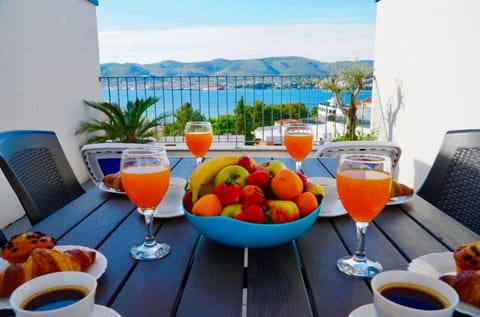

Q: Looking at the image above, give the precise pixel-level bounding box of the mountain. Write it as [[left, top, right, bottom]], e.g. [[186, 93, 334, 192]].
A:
[[100, 57, 373, 77]]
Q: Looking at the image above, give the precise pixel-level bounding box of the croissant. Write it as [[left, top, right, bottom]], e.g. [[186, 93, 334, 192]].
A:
[[389, 181, 414, 198], [0, 248, 96, 296], [440, 270, 480, 307], [103, 172, 123, 191], [453, 241, 480, 273]]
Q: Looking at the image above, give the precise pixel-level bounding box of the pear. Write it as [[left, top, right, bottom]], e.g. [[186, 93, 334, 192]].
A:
[[306, 182, 325, 204]]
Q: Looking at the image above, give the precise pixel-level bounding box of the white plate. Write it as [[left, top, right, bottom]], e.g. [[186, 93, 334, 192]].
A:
[[98, 182, 125, 195], [89, 304, 122, 317], [136, 177, 187, 218], [308, 177, 347, 217], [348, 303, 376, 317], [0, 245, 107, 308], [387, 193, 415, 205], [408, 251, 480, 316]]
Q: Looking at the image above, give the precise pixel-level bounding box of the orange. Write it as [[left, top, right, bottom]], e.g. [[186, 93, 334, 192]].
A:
[[295, 192, 319, 217], [192, 194, 222, 216], [270, 169, 303, 200]]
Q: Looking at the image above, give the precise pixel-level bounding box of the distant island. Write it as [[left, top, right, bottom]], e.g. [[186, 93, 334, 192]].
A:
[[100, 56, 373, 77]]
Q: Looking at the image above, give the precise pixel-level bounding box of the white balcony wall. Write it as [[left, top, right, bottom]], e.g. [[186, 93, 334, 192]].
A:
[[0, 0, 101, 228], [372, 0, 480, 188]]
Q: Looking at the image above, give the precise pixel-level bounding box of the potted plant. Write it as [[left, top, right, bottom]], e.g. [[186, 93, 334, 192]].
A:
[[76, 96, 168, 144]]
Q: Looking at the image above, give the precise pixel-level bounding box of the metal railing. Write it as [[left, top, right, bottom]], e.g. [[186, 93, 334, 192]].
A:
[[100, 76, 373, 147]]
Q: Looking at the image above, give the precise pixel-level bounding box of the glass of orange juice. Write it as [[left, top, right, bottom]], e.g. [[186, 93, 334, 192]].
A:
[[284, 123, 313, 172], [185, 121, 213, 166], [336, 153, 392, 278], [121, 146, 171, 260]]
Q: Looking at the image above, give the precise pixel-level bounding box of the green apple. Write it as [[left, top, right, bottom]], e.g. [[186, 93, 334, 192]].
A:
[[259, 160, 287, 177], [220, 203, 242, 218], [267, 200, 300, 224], [214, 165, 249, 187]]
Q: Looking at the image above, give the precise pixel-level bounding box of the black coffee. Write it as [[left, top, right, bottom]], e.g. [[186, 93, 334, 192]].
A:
[[379, 282, 448, 310], [21, 285, 89, 311]]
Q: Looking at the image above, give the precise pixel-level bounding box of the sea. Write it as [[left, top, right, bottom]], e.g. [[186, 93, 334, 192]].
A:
[[102, 88, 372, 119]]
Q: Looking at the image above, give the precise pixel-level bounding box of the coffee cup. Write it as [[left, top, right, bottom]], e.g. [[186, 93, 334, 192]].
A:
[[10, 271, 97, 317], [371, 270, 459, 317]]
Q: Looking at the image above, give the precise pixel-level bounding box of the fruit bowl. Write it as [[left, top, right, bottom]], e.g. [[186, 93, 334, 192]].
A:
[[183, 204, 321, 248]]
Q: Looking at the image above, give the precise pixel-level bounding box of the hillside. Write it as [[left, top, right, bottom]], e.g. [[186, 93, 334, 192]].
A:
[[100, 57, 373, 77]]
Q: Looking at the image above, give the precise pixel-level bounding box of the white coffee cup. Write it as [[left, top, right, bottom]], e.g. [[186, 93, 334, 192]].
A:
[[10, 271, 97, 317], [371, 270, 459, 317]]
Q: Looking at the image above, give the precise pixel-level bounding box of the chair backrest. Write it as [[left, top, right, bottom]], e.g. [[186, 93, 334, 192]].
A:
[[0, 230, 7, 245], [315, 140, 402, 170], [81, 143, 147, 183], [0, 130, 85, 225], [417, 129, 480, 234]]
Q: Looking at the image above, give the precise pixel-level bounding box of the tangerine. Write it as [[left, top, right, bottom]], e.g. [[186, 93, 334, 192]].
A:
[[192, 194, 222, 216], [270, 169, 303, 200], [295, 191, 319, 217]]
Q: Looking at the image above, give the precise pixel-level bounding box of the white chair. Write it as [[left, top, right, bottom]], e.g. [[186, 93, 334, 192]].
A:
[[315, 141, 402, 178], [81, 143, 147, 183]]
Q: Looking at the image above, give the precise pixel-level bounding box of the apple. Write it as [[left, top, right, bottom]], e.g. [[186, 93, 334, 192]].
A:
[[267, 200, 300, 224], [241, 184, 265, 209], [238, 156, 256, 173], [296, 172, 308, 191], [259, 160, 286, 177], [245, 169, 270, 188], [183, 191, 194, 213], [220, 203, 242, 218], [214, 165, 249, 187]]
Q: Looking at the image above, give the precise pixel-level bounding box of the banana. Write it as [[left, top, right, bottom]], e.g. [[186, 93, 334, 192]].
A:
[[189, 155, 241, 202]]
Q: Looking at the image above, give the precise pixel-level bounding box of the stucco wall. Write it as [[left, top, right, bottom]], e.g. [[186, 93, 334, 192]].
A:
[[0, 0, 101, 228], [372, 0, 480, 188]]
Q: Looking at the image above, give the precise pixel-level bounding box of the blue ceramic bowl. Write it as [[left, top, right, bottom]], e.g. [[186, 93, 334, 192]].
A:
[[184, 204, 321, 248]]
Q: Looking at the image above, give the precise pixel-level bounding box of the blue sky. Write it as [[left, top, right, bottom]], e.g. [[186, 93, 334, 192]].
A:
[[97, 0, 377, 64]]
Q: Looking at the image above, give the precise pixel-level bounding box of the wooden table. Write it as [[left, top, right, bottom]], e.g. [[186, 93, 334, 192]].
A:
[[29, 157, 479, 317]]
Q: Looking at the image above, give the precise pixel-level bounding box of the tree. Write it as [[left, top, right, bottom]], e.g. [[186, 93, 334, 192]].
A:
[[234, 96, 255, 145], [321, 63, 372, 140], [76, 97, 168, 144], [163, 102, 205, 136]]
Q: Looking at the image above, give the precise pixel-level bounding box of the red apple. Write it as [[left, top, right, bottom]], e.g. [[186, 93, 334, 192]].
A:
[[241, 184, 265, 209], [267, 200, 300, 224], [296, 172, 308, 191], [245, 169, 270, 189], [183, 191, 194, 213]]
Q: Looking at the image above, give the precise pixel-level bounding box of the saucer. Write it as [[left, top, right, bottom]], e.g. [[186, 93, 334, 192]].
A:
[[308, 177, 347, 217], [135, 177, 186, 218], [89, 304, 121, 317], [348, 303, 376, 317]]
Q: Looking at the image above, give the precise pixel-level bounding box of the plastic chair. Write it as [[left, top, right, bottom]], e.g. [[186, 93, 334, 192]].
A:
[[0, 130, 85, 225], [81, 143, 147, 183], [315, 141, 402, 176], [417, 129, 480, 234], [0, 230, 7, 245]]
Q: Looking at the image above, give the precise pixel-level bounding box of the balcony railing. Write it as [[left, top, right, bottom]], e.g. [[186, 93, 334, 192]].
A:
[[100, 76, 373, 147]]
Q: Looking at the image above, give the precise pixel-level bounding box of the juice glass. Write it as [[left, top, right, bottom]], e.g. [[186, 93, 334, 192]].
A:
[[121, 147, 171, 260], [336, 154, 392, 278], [284, 123, 313, 172], [185, 121, 213, 166]]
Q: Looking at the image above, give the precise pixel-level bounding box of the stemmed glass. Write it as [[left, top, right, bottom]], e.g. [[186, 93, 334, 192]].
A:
[[336, 154, 392, 278], [120, 147, 171, 260], [185, 121, 213, 166], [284, 123, 313, 172]]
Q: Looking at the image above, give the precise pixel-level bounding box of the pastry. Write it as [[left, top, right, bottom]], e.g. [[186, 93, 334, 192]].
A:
[[1, 232, 55, 264], [453, 241, 480, 273], [389, 181, 414, 198], [103, 172, 124, 191], [440, 270, 480, 307], [0, 248, 96, 296]]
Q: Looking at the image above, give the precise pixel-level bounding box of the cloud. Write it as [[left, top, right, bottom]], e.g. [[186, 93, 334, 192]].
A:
[[98, 21, 375, 64]]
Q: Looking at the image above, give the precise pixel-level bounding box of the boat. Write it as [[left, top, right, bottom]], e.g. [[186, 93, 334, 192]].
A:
[[202, 84, 225, 91]]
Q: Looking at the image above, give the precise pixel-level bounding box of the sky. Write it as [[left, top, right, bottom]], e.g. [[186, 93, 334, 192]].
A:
[[96, 0, 377, 64]]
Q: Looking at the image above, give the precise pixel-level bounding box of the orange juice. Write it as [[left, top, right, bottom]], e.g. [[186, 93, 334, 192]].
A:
[[121, 166, 170, 209], [185, 132, 213, 157], [336, 168, 392, 222], [285, 134, 314, 161]]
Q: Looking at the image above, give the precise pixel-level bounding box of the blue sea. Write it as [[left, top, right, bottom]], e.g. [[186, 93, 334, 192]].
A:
[[102, 88, 372, 119]]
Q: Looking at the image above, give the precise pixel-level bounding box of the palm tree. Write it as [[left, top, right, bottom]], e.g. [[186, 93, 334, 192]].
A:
[[76, 97, 169, 144]]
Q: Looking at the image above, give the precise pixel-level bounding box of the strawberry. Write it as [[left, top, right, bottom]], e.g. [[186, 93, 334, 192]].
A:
[[241, 184, 265, 209], [296, 172, 308, 191], [234, 204, 265, 224], [183, 191, 194, 213], [213, 180, 242, 205], [238, 156, 256, 173], [245, 169, 270, 188]]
